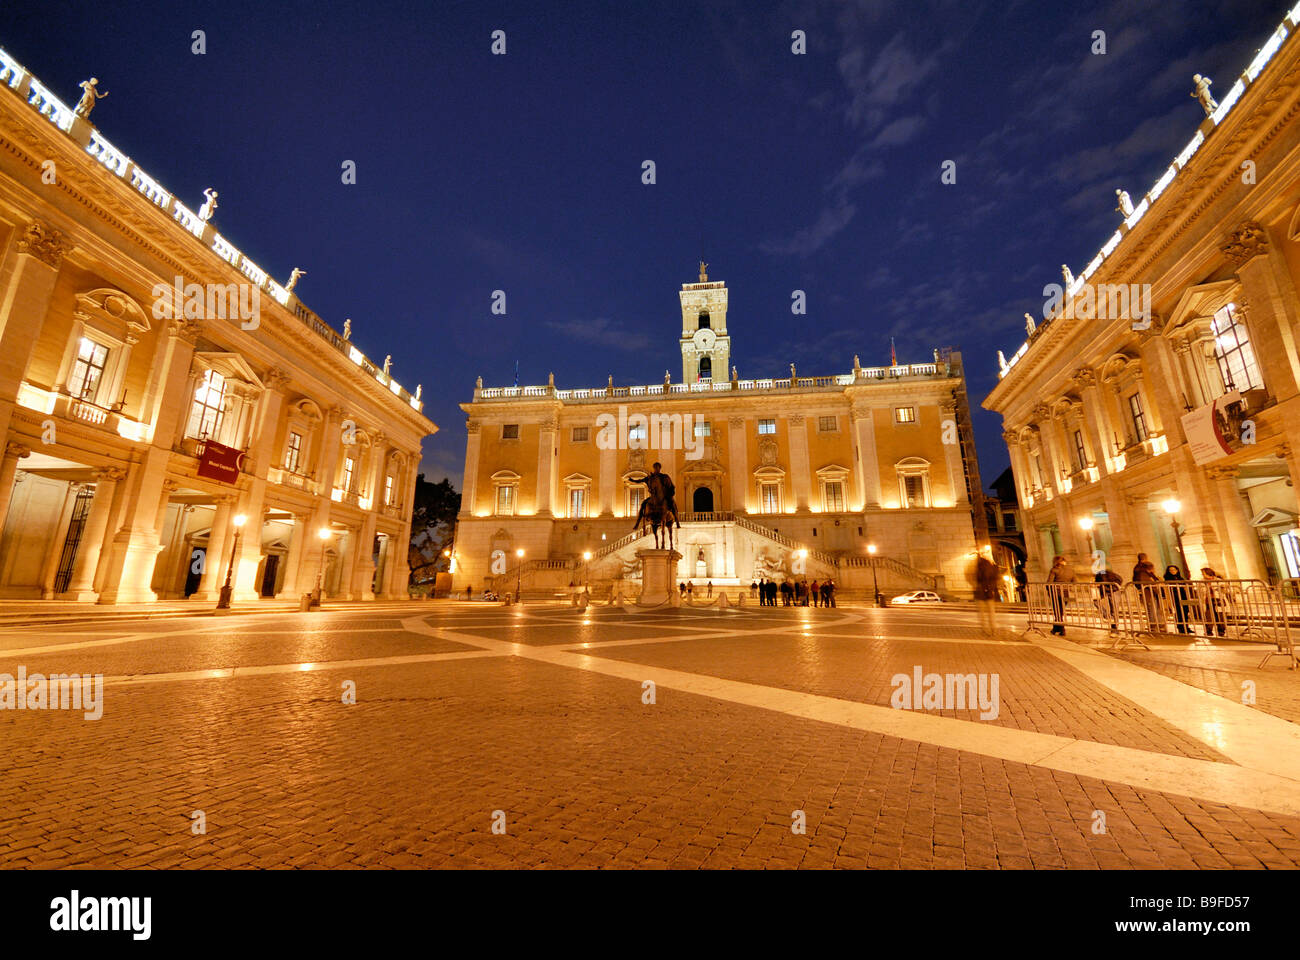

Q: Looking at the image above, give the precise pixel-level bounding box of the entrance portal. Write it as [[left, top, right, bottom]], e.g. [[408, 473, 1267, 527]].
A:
[[692, 487, 714, 513]]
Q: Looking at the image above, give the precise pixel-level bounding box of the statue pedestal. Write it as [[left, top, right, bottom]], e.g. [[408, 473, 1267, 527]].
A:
[[636, 549, 681, 606]]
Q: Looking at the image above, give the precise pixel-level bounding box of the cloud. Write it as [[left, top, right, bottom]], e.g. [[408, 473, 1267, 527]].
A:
[[758, 197, 858, 258], [544, 316, 650, 352]]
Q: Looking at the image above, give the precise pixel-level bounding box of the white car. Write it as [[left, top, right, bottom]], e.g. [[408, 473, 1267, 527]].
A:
[[891, 590, 942, 605]]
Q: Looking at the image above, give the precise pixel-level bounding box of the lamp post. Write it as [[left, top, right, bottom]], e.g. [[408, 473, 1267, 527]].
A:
[[515, 547, 525, 601], [1078, 516, 1094, 566], [867, 544, 881, 607], [313, 526, 332, 606], [582, 550, 592, 591], [216, 513, 247, 609], [1162, 498, 1188, 576]]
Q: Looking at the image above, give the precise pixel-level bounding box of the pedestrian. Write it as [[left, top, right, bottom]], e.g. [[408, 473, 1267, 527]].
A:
[[1094, 565, 1123, 630], [679, 582, 687, 599], [1046, 555, 1074, 636], [465, 585, 472, 600], [781, 580, 792, 606], [971, 554, 1000, 636], [687, 581, 695, 600], [1132, 553, 1163, 631], [1200, 567, 1227, 637], [1163, 564, 1191, 634], [822, 579, 835, 608], [706, 581, 713, 598], [809, 579, 819, 607]]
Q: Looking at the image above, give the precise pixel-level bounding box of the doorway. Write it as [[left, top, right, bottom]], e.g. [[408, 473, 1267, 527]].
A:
[[260, 555, 280, 597], [692, 487, 714, 513]]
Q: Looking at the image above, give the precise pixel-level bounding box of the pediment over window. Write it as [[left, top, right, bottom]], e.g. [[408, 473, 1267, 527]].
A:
[[895, 457, 930, 475], [753, 465, 786, 479], [74, 288, 151, 341], [1167, 280, 1237, 333], [193, 352, 262, 389], [290, 398, 324, 422], [1249, 507, 1297, 529], [562, 472, 592, 485], [491, 470, 521, 483], [1099, 352, 1140, 383], [816, 463, 850, 479]]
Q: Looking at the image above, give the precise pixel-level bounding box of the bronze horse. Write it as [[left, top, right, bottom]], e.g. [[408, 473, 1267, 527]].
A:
[[632, 478, 680, 551]]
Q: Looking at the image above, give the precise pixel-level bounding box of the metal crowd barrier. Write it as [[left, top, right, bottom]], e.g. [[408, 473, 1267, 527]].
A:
[[1025, 578, 1296, 667]]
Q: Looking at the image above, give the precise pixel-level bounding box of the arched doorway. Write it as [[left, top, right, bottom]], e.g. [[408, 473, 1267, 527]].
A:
[[693, 487, 714, 513], [698, 357, 712, 380]]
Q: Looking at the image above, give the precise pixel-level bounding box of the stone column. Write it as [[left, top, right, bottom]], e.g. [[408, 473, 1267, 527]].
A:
[[0, 222, 66, 445], [0, 441, 31, 536], [279, 513, 306, 597], [351, 513, 379, 600], [938, 399, 966, 504], [61, 467, 124, 601], [598, 436, 616, 516], [1204, 464, 1267, 580], [193, 495, 234, 600], [850, 401, 881, 508], [727, 416, 748, 512], [535, 417, 557, 516], [40, 482, 81, 598], [786, 414, 812, 509], [95, 447, 176, 605], [1224, 221, 1300, 405], [462, 422, 482, 516]]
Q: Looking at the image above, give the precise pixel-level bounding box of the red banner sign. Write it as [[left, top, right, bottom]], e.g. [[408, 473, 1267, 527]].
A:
[[197, 439, 244, 484]]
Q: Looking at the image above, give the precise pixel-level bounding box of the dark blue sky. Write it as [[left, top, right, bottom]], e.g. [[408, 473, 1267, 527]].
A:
[[1, 0, 1285, 488]]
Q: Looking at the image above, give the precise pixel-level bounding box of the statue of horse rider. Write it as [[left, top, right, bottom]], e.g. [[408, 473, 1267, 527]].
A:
[[630, 462, 681, 531]]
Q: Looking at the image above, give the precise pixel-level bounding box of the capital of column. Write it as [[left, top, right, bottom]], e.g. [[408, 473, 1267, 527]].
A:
[[92, 466, 126, 483], [263, 366, 291, 391], [16, 219, 66, 269], [1221, 220, 1269, 267], [167, 317, 204, 344], [5, 442, 32, 460], [727, 416, 745, 428]]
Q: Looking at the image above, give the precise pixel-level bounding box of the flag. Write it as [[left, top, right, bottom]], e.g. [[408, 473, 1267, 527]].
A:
[[890, 337, 897, 367], [513, 360, 519, 387]]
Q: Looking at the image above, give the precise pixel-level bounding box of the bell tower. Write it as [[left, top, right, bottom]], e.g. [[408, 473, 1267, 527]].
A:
[[679, 261, 731, 383]]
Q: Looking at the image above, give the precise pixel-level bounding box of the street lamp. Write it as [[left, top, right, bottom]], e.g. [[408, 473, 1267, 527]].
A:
[[1078, 516, 1094, 558], [582, 550, 592, 590], [867, 544, 881, 607], [515, 547, 525, 600], [1162, 498, 1188, 576], [314, 526, 332, 606], [216, 513, 247, 609]]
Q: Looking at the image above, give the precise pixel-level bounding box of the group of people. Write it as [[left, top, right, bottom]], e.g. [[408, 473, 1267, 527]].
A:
[[678, 581, 713, 599], [1045, 552, 1230, 637], [751, 578, 836, 607]]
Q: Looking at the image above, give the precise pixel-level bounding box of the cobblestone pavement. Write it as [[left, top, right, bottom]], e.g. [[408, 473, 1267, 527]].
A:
[[1, 601, 1299, 869]]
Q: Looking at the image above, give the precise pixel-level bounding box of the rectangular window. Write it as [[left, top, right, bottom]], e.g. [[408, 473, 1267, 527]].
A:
[[1211, 303, 1263, 393], [628, 421, 647, 443], [1073, 429, 1087, 472], [758, 418, 776, 435], [903, 475, 925, 508], [69, 337, 109, 402], [818, 416, 837, 432], [568, 487, 586, 519], [285, 432, 303, 473], [759, 482, 780, 513], [1003, 511, 1018, 531], [343, 456, 355, 492], [496, 485, 516, 515], [1033, 455, 1045, 487], [186, 369, 227, 440], [571, 426, 589, 443], [823, 481, 845, 512], [502, 424, 520, 440], [694, 420, 711, 437], [1127, 393, 1148, 443], [629, 486, 645, 517], [384, 474, 395, 506], [895, 406, 916, 424]]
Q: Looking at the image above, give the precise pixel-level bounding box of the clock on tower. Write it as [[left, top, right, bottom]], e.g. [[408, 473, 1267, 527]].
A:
[[679, 268, 730, 383]]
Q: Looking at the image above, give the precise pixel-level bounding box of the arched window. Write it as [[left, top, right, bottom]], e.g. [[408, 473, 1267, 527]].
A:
[[693, 487, 714, 513], [698, 357, 712, 380], [698, 312, 711, 329]]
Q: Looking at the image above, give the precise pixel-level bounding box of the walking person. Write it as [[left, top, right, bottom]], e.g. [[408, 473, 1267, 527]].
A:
[[971, 554, 1000, 636], [823, 579, 836, 607], [1132, 553, 1163, 631], [706, 581, 713, 598], [809, 579, 819, 607], [1094, 565, 1123, 631], [1046, 555, 1074, 636], [750, 580, 758, 599], [1200, 567, 1227, 637], [1163, 564, 1191, 634]]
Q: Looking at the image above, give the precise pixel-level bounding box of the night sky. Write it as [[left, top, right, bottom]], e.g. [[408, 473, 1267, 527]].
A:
[[1, 0, 1286, 489]]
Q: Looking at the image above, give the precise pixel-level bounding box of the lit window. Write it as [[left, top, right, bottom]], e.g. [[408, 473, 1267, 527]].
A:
[[384, 474, 395, 506], [1127, 393, 1148, 443], [628, 486, 645, 516], [69, 337, 109, 402], [628, 422, 646, 443], [1073, 429, 1088, 472], [759, 482, 780, 513], [502, 424, 520, 440], [698, 312, 710, 329], [1211, 304, 1263, 393], [571, 426, 589, 443], [568, 487, 586, 519], [823, 481, 845, 512], [343, 457, 355, 492], [496, 485, 516, 515], [818, 416, 837, 432], [694, 420, 711, 437], [758, 418, 776, 435], [903, 475, 925, 507], [285, 432, 302, 473], [895, 406, 916, 424], [186, 369, 227, 440]]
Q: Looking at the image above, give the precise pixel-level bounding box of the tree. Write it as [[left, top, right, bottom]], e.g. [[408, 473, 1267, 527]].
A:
[[408, 474, 461, 583]]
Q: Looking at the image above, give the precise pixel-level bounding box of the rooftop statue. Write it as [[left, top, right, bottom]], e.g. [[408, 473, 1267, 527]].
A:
[[698, 260, 708, 282], [1061, 264, 1074, 288], [342, 318, 351, 341], [74, 77, 108, 120], [1115, 189, 1134, 217], [198, 188, 218, 222], [286, 268, 306, 293], [383, 355, 392, 376], [1024, 312, 1036, 335], [1192, 74, 1218, 116]]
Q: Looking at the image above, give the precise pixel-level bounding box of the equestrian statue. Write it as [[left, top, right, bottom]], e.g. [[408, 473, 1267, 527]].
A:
[[630, 462, 681, 550]]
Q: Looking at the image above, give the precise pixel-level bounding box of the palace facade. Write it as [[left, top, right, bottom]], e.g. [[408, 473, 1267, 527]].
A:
[[454, 268, 988, 598], [983, 7, 1300, 585], [0, 48, 435, 602]]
